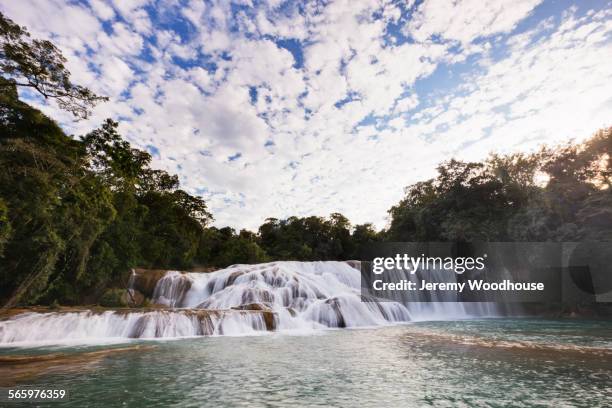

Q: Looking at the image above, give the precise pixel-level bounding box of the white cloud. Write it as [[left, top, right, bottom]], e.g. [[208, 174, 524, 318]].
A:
[[406, 0, 544, 45], [89, 0, 115, 21], [0, 0, 609, 231]]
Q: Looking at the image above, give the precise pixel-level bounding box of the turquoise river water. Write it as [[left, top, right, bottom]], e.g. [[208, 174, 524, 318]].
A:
[[2, 318, 611, 407]]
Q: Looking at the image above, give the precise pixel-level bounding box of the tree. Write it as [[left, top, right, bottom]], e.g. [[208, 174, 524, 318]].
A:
[[256, 213, 355, 261], [350, 223, 380, 259], [197, 227, 268, 267], [171, 189, 212, 227], [388, 158, 537, 241], [81, 119, 152, 190], [539, 127, 612, 240], [386, 128, 612, 243], [0, 198, 11, 257], [0, 12, 107, 119], [0, 80, 216, 306], [0, 92, 115, 308]]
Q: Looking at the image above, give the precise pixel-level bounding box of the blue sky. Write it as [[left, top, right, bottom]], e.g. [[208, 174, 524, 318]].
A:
[[1, 0, 610, 229]]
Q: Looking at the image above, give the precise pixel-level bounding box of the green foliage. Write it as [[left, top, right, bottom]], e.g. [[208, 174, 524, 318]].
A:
[[0, 12, 107, 119], [1, 11, 610, 309], [0, 84, 112, 308], [0, 198, 10, 256], [386, 128, 612, 243], [81, 119, 154, 190], [257, 213, 370, 261], [351, 223, 382, 259], [387, 159, 510, 241], [99, 288, 128, 308], [197, 227, 269, 267], [138, 191, 205, 268], [2, 71, 610, 308], [0, 81, 213, 307]]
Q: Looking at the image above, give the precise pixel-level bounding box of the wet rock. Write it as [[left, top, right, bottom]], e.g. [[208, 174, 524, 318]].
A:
[[230, 303, 276, 330], [241, 287, 274, 304], [231, 303, 271, 311], [261, 310, 276, 331], [131, 269, 169, 297], [324, 298, 346, 328], [187, 266, 219, 273], [127, 315, 149, 338], [152, 273, 192, 307], [0, 345, 156, 386], [225, 270, 248, 286], [122, 289, 145, 307]]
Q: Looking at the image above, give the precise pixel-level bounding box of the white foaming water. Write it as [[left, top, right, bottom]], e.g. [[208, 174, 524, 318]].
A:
[[0, 310, 270, 347], [0, 261, 498, 346], [375, 266, 500, 320], [153, 261, 411, 330]]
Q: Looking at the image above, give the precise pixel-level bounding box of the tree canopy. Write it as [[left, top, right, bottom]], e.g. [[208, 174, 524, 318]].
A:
[[386, 129, 612, 242], [0, 12, 107, 119], [1, 13, 610, 308]]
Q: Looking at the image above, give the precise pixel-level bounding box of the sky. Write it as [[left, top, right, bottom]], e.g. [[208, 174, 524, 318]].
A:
[[1, 0, 611, 230]]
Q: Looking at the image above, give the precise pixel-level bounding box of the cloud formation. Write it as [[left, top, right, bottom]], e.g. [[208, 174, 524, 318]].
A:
[[1, 0, 610, 229]]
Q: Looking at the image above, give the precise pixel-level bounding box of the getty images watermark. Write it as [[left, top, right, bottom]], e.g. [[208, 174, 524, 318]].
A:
[[359, 242, 612, 303]]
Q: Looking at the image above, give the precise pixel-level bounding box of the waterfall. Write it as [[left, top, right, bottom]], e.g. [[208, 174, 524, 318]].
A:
[[0, 310, 271, 346], [369, 265, 499, 320], [0, 261, 499, 346], [145, 261, 412, 331]]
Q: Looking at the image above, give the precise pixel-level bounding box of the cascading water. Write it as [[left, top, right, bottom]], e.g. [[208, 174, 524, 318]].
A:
[[371, 265, 500, 320], [151, 261, 411, 330], [0, 310, 270, 345], [0, 261, 499, 346]]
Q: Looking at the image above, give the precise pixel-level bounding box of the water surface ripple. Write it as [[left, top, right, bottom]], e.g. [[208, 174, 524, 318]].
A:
[[2, 319, 611, 407]]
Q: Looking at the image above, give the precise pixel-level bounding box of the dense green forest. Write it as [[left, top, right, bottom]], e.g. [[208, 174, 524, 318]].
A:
[[0, 13, 610, 307]]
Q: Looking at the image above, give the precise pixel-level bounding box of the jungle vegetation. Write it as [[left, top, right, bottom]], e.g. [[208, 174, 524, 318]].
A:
[[1, 12, 610, 307]]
